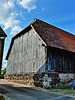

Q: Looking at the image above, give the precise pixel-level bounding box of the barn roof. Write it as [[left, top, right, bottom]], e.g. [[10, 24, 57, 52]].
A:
[[6, 18, 75, 60], [0, 27, 7, 37]]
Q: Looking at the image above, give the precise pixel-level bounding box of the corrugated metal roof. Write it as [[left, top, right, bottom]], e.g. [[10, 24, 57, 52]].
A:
[[0, 27, 7, 37], [6, 18, 75, 60]]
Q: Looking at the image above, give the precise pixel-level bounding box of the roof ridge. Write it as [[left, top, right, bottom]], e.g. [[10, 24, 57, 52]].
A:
[[12, 18, 37, 40]]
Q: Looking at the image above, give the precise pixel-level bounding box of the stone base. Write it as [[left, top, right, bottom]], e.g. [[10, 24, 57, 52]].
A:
[[5, 73, 35, 86], [5, 73, 75, 88]]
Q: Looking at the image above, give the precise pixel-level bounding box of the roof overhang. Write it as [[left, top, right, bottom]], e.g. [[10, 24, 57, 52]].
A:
[[0, 27, 7, 37]]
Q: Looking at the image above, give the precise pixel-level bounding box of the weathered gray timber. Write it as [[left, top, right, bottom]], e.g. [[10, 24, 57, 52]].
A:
[[6, 29, 46, 74], [47, 47, 75, 73], [37, 47, 75, 73]]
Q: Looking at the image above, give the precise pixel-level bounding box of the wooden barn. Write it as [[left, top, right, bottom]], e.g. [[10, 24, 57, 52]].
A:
[[0, 27, 7, 74], [6, 18, 75, 75]]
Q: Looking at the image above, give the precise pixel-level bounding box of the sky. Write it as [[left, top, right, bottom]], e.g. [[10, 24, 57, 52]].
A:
[[0, 0, 75, 70]]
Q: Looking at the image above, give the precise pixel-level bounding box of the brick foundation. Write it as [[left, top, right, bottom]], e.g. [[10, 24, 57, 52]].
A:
[[5, 73, 75, 88]]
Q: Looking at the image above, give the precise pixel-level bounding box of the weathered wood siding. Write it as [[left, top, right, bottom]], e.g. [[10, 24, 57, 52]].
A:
[[47, 47, 75, 73], [38, 46, 75, 73], [6, 29, 46, 74]]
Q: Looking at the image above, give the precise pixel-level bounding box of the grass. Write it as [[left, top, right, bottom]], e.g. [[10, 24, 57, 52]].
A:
[[49, 86, 75, 96]]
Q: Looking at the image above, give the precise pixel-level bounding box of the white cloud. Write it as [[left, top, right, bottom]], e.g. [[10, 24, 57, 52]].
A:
[[19, 13, 26, 20], [0, 0, 22, 35], [4, 13, 22, 35], [3, 0, 14, 10], [10, 25, 22, 35], [41, 8, 46, 12], [4, 13, 20, 30], [17, 0, 37, 12], [0, 0, 36, 35]]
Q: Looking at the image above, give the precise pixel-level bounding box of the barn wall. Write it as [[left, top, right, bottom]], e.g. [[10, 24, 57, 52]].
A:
[[6, 29, 46, 74], [47, 47, 75, 73]]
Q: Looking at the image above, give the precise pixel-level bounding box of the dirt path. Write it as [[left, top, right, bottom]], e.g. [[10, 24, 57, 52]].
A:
[[0, 79, 75, 100]]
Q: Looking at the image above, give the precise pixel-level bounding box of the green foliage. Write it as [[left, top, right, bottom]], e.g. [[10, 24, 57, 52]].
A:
[[49, 86, 75, 96], [0, 95, 5, 100], [1, 68, 6, 75]]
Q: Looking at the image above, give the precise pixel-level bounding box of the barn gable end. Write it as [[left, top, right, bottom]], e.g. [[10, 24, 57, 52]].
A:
[[7, 28, 46, 74]]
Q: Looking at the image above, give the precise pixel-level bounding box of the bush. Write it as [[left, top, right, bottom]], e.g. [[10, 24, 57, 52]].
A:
[[1, 68, 6, 75]]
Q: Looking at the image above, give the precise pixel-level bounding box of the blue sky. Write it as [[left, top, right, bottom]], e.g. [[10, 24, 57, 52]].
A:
[[0, 0, 75, 69]]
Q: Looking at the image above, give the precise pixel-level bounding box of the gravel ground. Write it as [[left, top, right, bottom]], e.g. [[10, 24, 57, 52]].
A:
[[0, 79, 75, 100]]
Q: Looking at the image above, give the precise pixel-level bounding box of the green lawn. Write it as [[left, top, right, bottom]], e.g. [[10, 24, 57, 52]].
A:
[[49, 86, 75, 96]]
